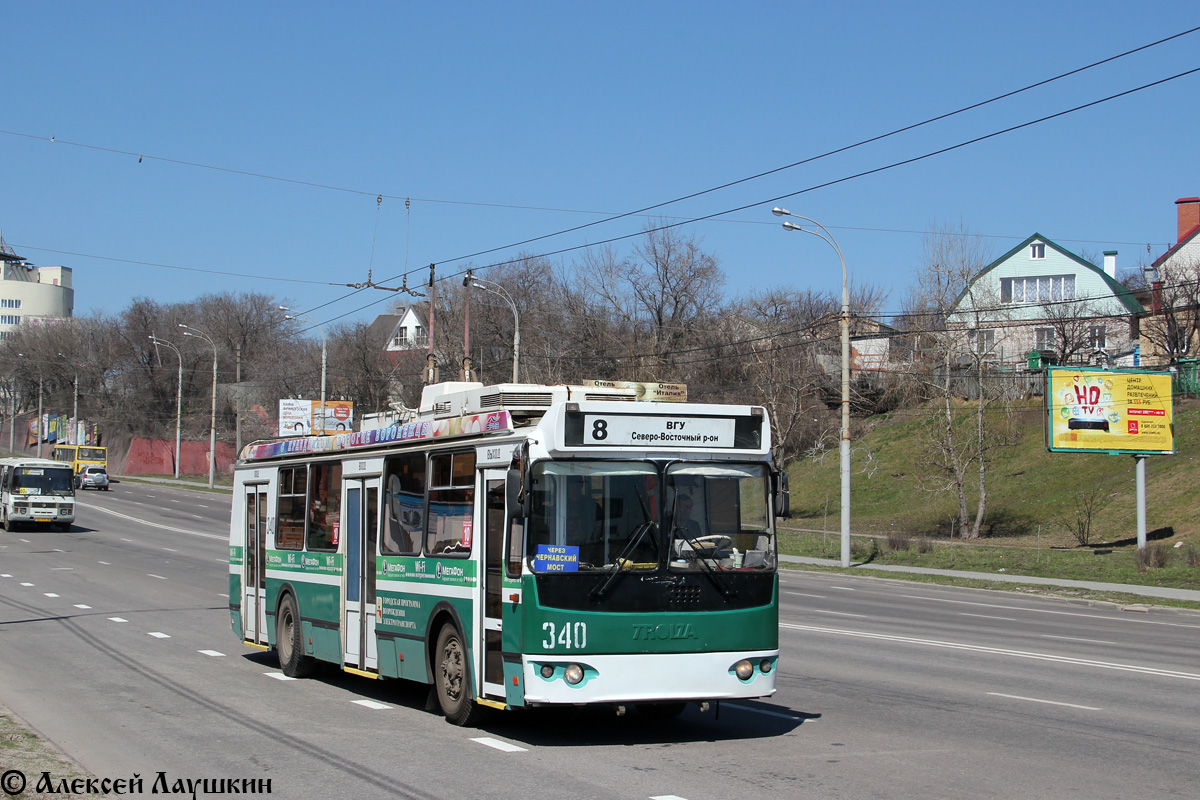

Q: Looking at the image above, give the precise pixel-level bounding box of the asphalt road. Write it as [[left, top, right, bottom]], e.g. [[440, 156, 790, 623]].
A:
[[1, 483, 1197, 799]]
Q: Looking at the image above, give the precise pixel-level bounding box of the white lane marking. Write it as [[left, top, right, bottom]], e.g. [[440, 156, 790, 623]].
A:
[[782, 623, 1200, 681], [147, 632, 171, 639], [163, 547, 178, 552], [832, 586, 856, 591], [148, 574, 168, 580], [1042, 634, 1118, 645], [265, 673, 297, 681], [108, 617, 128, 623], [198, 504, 210, 508], [199, 650, 226, 657], [51, 567, 74, 571], [20, 582, 33, 587], [352, 700, 391, 710], [120, 538, 132, 542], [988, 692, 1101, 711], [0, 574, 11, 578], [51, 548, 64, 553], [651, 795, 689, 800], [77, 503, 224, 541], [98, 561, 111, 565], [470, 737, 527, 753], [74, 604, 91, 609], [19, 539, 30, 543], [814, 609, 866, 618], [724, 702, 805, 721], [170, 500, 180, 503], [899, 594, 1200, 630], [785, 592, 826, 599], [44, 593, 59, 598], [961, 613, 1018, 621]]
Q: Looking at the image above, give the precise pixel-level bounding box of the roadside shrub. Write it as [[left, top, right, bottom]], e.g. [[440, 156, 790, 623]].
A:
[[1135, 544, 1171, 571], [1054, 486, 1115, 547], [1184, 544, 1200, 569], [886, 531, 911, 552], [916, 537, 934, 554]]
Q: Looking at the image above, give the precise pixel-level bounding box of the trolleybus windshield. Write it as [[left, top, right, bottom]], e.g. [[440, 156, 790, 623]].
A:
[[526, 460, 775, 576]]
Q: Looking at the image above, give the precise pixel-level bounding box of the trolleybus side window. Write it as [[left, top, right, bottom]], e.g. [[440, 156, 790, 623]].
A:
[[382, 452, 425, 555], [276, 466, 306, 550], [426, 450, 474, 556], [307, 462, 342, 551]]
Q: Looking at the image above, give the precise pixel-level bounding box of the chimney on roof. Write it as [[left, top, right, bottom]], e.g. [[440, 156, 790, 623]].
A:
[[1103, 250, 1117, 279], [1177, 197, 1200, 243]]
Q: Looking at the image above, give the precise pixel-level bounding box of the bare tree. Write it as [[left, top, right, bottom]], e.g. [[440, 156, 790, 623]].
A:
[[905, 221, 1016, 539]]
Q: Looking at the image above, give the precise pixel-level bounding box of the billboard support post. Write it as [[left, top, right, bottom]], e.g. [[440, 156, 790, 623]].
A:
[[1135, 455, 1147, 550]]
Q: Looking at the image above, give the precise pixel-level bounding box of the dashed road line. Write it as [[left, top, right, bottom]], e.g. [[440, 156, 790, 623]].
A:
[[147, 632, 171, 639], [470, 737, 527, 753], [352, 700, 391, 710], [199, 650, 226, 657], [988, 692, 1101, 711]]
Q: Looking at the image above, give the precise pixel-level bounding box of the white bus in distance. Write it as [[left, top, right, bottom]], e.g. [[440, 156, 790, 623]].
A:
[[0, 457, 77, 531]]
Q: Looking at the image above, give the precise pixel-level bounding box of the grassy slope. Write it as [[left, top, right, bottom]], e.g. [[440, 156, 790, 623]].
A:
[[785, 397, 1200, 547]]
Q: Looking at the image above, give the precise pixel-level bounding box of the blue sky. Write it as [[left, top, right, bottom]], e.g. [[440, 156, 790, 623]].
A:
[[4, 2, 1199, 327]]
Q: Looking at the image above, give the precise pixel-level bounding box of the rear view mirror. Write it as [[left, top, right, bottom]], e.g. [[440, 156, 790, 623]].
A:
[[773, 470, 790, 519]]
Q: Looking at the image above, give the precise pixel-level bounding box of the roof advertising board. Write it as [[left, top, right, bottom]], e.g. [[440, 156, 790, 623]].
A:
[[1045, 367, 1174, 455]]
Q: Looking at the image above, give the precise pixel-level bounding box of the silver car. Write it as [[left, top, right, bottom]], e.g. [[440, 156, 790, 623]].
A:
[[75, 466, 110, 491]]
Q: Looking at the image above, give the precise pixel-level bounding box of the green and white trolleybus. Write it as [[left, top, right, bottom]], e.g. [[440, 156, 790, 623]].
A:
[[230, 381, 785, 725]]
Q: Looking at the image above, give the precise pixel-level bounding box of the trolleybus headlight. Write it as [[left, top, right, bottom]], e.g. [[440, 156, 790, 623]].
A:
[[540, 664, 555, 679], [760, 659, 774, 674], [564, 664, 585, 685], [734, 659, 754, 680]]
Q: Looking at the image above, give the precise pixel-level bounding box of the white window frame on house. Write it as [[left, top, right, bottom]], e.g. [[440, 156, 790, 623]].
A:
[[971, 328, 996, 355], [1000, 275, 1075, 304], [1030, 243, 1046, 259], [1034, 327, 1056, 352], [1088, 325, 1106, 351]]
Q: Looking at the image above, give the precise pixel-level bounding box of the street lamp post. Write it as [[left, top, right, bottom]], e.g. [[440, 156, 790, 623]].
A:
[[463, 274, 521, 383], [180, 324, 218, 489], [773, 207, 852, 568], [150, 335, 184, 480], [280, 307, 327, 434]]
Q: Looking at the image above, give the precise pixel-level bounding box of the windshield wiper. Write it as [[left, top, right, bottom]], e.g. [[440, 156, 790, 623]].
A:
[[674, 532, 737, 599], [590, 487, 660, 601]]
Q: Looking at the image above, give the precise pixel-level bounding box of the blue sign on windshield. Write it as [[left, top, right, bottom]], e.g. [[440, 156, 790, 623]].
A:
[[533, 545, 579, 573]]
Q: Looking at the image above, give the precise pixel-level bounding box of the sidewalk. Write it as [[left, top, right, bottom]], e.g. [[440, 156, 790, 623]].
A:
[[780, 555, 1200, 604], [114, 475, 232, 492]]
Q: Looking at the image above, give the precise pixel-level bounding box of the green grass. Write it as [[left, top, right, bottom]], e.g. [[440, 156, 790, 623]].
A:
[[782, 397, 1200, 592]]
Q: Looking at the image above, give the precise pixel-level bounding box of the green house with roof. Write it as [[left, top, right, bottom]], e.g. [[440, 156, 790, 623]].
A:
[[947, 234, 1144, 368]]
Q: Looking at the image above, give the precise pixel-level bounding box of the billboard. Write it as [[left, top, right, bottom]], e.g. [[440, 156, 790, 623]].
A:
[[279, 399, 355, 437], [1045, 367, 1173, 455]]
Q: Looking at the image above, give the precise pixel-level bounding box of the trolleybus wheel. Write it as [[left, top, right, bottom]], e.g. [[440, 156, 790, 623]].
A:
[[276, 593, 314, 678], [636, 702, 687, 719], [434, 624, 481, 726]]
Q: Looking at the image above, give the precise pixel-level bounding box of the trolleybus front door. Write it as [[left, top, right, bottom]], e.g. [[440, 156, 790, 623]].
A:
[[343, 477, 380, 671], [243, 486, 268, 645], [481, 471, 506, 700]]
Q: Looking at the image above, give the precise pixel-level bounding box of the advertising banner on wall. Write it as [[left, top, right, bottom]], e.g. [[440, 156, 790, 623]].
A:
[[1044, 367, 1174, 455]]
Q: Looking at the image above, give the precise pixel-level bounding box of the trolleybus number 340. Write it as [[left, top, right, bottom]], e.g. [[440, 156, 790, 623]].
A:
[[542, 621, 587, 650]]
